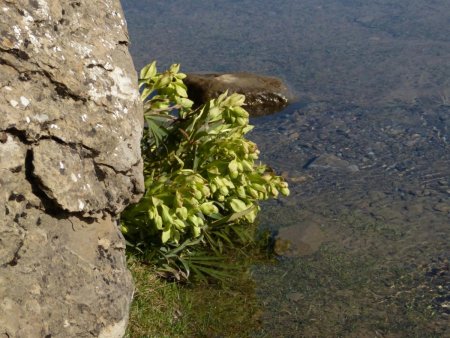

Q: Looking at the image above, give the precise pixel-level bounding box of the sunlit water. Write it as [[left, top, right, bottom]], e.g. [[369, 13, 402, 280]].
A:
[[121, 0, 449, 336]]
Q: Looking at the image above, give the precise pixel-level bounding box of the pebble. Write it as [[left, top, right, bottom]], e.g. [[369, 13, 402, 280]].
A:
[[433, 203, 450, 213], [287, 292, 303, 303], [347, 164, 360, 172], [368, 191, 386, 201], [372, 208, 404, 221], [288, 132, 300, 140], [406, 203, 424, 214]]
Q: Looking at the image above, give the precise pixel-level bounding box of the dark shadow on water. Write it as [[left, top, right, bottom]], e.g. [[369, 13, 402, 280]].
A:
[[250, 100, 309, 125]]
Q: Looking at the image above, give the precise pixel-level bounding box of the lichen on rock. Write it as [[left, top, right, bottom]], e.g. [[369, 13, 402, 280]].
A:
[[0, 0, 143, 336]]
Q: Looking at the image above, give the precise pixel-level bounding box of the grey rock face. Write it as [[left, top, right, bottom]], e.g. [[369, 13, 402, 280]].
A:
[[184, 73, 294, 116], [0, 1, 143, 337]]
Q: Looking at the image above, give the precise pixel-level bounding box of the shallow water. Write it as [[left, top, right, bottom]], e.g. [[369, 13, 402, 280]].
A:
[[121, 0, 449, 336]]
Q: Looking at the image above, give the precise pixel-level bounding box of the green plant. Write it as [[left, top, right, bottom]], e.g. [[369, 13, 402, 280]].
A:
[[121, 62, 289, 279]]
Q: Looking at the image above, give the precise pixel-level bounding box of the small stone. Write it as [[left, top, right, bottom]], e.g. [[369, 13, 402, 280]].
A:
[[368, 191, 386, 201], [373, 207, 404, 221], [347, 164, 359, 172], [308, 154, 356, 171], [289, 175, 312, 184], [433, 203, 450, 213], [406, 203, 424, 214], [288, 132, 300, 140], [287, 292, 303, 303], [282, 171, 312, 184]]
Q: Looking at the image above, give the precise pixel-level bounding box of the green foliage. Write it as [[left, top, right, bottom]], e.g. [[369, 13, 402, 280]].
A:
[[121, 61, 289, 280]]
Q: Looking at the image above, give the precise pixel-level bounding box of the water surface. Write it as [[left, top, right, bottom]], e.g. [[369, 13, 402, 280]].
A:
[[121, 0, 450, 336]]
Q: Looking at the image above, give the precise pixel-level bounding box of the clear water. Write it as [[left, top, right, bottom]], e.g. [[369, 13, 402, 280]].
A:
[[121, 0, 449, 336]]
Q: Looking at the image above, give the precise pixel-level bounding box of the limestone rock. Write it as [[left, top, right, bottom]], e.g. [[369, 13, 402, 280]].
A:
[[0, 0, 143, 337], [184, 72, 294, 116]]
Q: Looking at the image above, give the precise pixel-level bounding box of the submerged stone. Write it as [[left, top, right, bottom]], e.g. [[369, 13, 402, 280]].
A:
[[274, 223, 325, 257]]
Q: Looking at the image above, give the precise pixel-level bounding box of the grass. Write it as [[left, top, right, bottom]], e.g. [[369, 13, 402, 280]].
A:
[[125, 244, 269, 338], [125, 260, 188, 337]]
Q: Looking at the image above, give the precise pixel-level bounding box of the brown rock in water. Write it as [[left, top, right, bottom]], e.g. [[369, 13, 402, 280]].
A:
[[308, 154, 359, 172], [184, 72, 294, 116], [274, 223, 326, 257], [433, 202, 450, 213], [0, 1, 143, 337]]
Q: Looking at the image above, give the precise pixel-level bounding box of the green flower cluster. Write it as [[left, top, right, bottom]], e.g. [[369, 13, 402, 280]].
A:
[[121, 62, 289, 254]]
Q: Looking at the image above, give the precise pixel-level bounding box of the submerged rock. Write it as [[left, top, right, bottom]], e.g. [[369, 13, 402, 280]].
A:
[[0, 0, 142, 337], [184, 72, 294, 116], [274, 222, 326, 257], [305, 154, 360, 172]]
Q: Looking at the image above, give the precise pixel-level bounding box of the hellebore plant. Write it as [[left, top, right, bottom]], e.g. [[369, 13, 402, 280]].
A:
[[121, 62, 289, 280]]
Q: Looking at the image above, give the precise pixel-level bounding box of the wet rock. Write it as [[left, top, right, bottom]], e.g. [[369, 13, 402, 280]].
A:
[[433, 202, 450, 213], [274, 223, 326, 257], [368, 191, 386, 202], [406, 203, 425, 214], [306, 153, 359, 172], [184, 72, 294, 116], [0, 1, 142, 337], [281, 171, 312, 184], [372, 207, 405, 221], [347, 164, 360, 172], [287, 131, 300, 140], [286, 292, 303, 303]]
